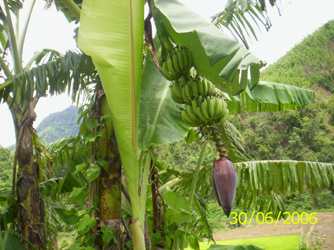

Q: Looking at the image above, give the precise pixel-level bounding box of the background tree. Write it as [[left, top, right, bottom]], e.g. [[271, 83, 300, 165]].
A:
[[0, 1, 95, 248]]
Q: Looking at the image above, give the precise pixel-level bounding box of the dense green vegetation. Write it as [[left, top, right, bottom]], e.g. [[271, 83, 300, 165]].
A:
[[0, 147, 12, 226], [236, 101, 334, 162], [0, 147, 12, 193]]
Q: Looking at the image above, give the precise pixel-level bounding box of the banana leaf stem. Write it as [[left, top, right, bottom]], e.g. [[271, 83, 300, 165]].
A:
[[18, 0, 37, 58], [3, 0, 22, 73]]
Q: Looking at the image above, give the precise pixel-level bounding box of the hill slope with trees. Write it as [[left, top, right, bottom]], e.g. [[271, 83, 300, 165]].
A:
[[236, 20, 334, 162], [37, 106, 79, 144], [263, 20, 334, 92]]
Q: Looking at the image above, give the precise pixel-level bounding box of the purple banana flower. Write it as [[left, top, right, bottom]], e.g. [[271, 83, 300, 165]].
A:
[[213, 157, 237, 216]]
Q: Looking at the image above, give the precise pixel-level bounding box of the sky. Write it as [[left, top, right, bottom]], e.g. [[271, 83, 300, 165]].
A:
[[1, 0, 334, 147]]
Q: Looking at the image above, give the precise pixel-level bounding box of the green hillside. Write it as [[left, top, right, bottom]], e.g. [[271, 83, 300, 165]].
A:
[[263, 20, 334, 92], [236, 21, 334, 163], [37, 106, 79, 144]]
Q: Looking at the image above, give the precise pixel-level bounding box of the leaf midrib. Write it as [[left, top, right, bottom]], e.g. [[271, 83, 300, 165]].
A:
[[129, 0, 137, 150]]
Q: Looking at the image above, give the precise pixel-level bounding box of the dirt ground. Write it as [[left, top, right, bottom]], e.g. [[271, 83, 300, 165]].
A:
[[213, 212, 334, 250]]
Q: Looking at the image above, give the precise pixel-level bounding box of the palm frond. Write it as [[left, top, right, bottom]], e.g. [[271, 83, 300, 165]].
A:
[[212, 0, 280, 48], [235, 160, 334, 214], [24, 49, 61, 69], [236, 160, 334, 195], [0, 51, 97, 104]]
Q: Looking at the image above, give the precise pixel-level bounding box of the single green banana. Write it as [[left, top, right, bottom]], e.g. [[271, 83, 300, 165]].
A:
[[197, 79, 204, 96], [171, 53, 181, 75], [191, 81, 199, 98], [200, 100, 210, 121], [207, 97, 216, 118], [185, 106, 200, 126], [184, 84, 193, 103], [215, 98, 224, 120], [161, 62, 170, 80], [181, 109, 194, 125], [170, 83, 184, 104], [190, 100, 205, 123], [177, 48, 186, 71], [185, 49, 192, 67], [164, 57, 176, 80], [201, 79, 209, 96], [221, 99, 228, 117]]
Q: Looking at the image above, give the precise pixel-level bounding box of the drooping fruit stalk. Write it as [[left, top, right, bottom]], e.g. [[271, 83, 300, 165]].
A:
[[212, 156, 237, 216]]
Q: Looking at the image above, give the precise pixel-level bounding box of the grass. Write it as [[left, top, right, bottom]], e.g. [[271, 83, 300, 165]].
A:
[[187, 234, 300, 250]]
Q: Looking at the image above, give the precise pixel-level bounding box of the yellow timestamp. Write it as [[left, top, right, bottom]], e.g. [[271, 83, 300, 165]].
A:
[[229, 211, 318, 225]]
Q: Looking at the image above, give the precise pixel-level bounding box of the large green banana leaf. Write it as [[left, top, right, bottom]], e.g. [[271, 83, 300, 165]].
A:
[[139, 58, 188, 149], [153, 0, 262, 95], [78, 0, 146, 227], [228, 81, 315, 113], [235, 160, 334, 194], [0, 52, 95, 104], [235, 159, 334, 214]]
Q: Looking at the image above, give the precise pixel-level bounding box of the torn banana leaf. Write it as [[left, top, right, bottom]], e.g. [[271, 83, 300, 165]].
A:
[[153, 0, 263, 95], [228, 81, 315, 113]]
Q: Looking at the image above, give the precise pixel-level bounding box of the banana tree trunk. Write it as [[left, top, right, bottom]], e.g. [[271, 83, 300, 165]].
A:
[[13, 101, 46, 249], [97, 130, 122, 250], [93, 89, 122, 250]]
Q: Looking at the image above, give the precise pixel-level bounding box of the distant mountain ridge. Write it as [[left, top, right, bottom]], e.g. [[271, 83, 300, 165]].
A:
[[37, 106, 79, 144]]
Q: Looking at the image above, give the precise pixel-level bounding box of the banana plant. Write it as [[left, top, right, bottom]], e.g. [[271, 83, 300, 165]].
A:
[[76, 0, 326, 248], [8, 0, 328, 249], [78, 0, 149, 248], [0, 1, 96, 248]]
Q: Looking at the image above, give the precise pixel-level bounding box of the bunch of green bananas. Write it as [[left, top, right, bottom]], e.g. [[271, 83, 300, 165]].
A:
[[180, 97, 228, 127], [161, 46, 192, 81], [161, 43, 229, 127], [170, 77, 217, 104]]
